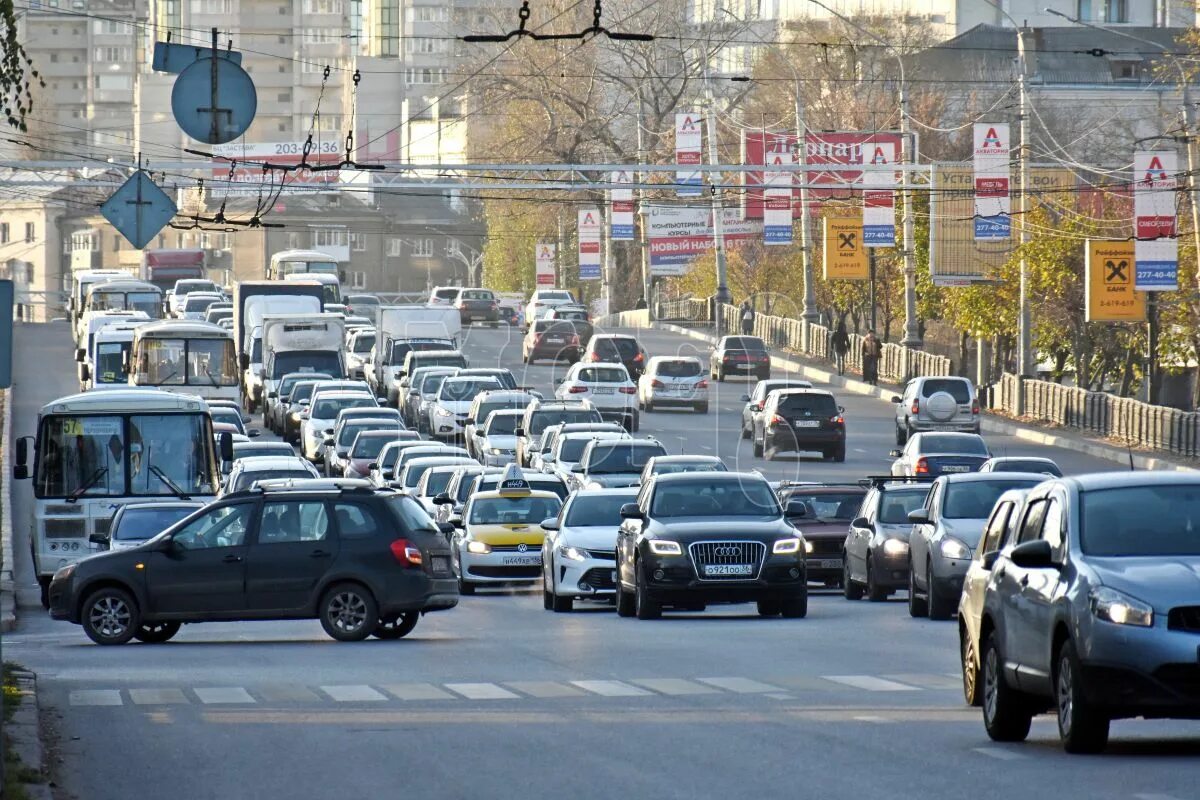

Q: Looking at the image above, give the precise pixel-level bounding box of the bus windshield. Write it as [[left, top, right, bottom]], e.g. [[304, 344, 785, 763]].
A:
[[135, 338, 238, 387], [93, 342, 130, 384], [91, 291, 163, 318], [35, 413, 218, 498]]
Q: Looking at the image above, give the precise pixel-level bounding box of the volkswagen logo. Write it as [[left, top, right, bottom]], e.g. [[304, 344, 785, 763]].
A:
[[713, 545, 742, 557], [516, 543, 528, 553]]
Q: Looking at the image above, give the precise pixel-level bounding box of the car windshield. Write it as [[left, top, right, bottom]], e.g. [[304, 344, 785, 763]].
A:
[[783, 491, 864, 520], [877, 489, 930, 523], [462, 371, 516, 389], [652, 479, 779, 517], [656, 361, 701, 378], [351, 434, 397, 458], [650, 460, 726, 476], [1081, 485, 1200, 556], [281, 373, 331, 396], [113, 506, 196, 540], [944, 479, 1040, 519], [485, 414, 520, 435], [725, 336, 766, 352], [352, 334, 375, 354], [578, 367, 627, 383], [232, 470, 314, 492], [777, 394, 838, 416], [273, 351, 343, 379], [289, 383, 319, 403], [991, 460, 1062, 476], [440, 379, 498, 402], [312, 397, 375, 419], [470, 495, 562, 525], [919, 434, 988, 455], [594, 338, 639, 358], [210, 408, 243, 431], [586, 443, 666, 473], [565, 493, 636, 527], [386, 496, 440, 534], [921, 379, 971, 403], [419, 373, 452, 395], [403, 462, 449, 489], [338, 420, 398, 447], [558, 437, 602, 462], [530, 408, 603, 435]]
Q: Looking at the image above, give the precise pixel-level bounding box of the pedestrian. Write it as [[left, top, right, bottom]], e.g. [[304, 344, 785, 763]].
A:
[[862, 329, 882, 386], [740, 300, 755, 335], [635, 296, 647, 310], [831, 320, 850, 376]]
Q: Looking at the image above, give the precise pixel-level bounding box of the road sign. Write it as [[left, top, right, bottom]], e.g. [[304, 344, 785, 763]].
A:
[[100, 170, 178, 249], [1086, 240, 1145, 322], [0, 280, 11, 388], [152, 41, 243, 74], [171, 55, 257, 144], [823, 217, 868, 280]]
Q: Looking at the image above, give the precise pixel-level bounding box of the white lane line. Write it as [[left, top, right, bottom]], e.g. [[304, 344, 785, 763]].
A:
[[695, 677, 782, 694], [853, 448, 868, 454], [68, 689, 123, 707], [382, 683, 455, 701], [571, 680, 652, 697], [823, 675, 919, 692], [629, 678, 718, 696], [193, 687, 256, 705], [504, 681, 585, 699], [1134, 794, 1182, 800], [255, 685, 322, 704], [853, 715, 894, 724], [445, 682, 520, 700], [700, 445, 714, 451], [320, 685, 388, 702], [971, 747, 1025, 761]]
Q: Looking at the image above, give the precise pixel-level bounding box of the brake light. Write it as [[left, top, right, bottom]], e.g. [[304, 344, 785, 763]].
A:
[[619, 386, 636, 394], [770, 414, 786, 426], [757, 355, 769, 362], [568, 385, 589, 393], [633, 352, 644, 362], [831, 415, 844, 425], [914, 457, 929, 475], [911, 400, 919, 415], [651, 379, 665, 388], [569, 334, 580, 346], [696, 380, 708, 389], [971, 401, 980, 415], [390, 538, 423, 567]]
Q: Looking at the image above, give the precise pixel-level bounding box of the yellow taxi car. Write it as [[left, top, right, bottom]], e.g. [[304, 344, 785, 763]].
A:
[[450, 465, 563, 595]]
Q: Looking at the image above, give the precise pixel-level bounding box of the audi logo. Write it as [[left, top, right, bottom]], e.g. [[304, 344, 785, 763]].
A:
[[713, 545, 742, 557], [516, 543, 528, 553]]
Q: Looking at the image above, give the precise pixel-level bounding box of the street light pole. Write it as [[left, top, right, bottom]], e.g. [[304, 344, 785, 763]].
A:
[[793, 76, 818, 325], [704, 73, 732, 311], [1016, 24, 1033, 379]]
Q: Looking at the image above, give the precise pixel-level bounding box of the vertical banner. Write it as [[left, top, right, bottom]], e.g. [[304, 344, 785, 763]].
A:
[[822, 218, 868, 280], [675, 112, 703, 197], [1134, 151, 1179, 291], [862, 141, 896, 247], [1085, 240, 1145, 322], [610, 170, 635, 241], [973, 123, 1011, 240], [578, 208, 602, 280], [535, 243, 556, 286], [763, 136, 794, 245]]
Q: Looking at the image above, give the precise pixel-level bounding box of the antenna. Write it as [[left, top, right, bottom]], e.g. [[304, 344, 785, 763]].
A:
[[1128, 445, 1135, 471]]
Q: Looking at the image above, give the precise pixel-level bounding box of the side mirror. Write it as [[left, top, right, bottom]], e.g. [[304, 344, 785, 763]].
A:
[[514, 427, 525, 437], [540, 517, 559, 531], [240, 353, 250, 370], [982, 550, 1000, 571], [619, 503, 643, 520], [75, 347, 85, 362], [323, 438, 334, 447], [907, 509, 930, 525], [432, 492, 452, 505], [739, 394, 751, 402], [246, 428, 261, 439], [219, 430, 234, 463], [1009, 539, 1056, 569], [324, 428, 334, 435], [88, 532, 110, 546], [464, 417, 474, 426], [268, 391, 278, 399], [890, 395, 902, 404], [889, 449, 903, 458], [852, 516, 871, 530], [299, 398, 310, 406], [367, 462, 378, 472], [838, 405, 845, 414], [784, 499, 807, 518], [449, 516, 464, 528], [437, 521, 455, 535]]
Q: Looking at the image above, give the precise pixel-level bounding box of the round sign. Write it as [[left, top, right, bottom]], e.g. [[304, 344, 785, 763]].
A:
[[171, 57, 258, 144]]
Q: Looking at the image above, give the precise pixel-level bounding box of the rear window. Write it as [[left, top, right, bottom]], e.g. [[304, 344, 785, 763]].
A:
[[777, 393, 838, 416], [385, 496, 439, 533], [564, 493, 637, 527], [944, 479, 1039, 519], [781, 491, 864, 520], [594, 338, 639, 357], [554, 310, 588, 321], [585, 442, 667, 473], [461, 290, 493, 300], [578, 367, 628, 383], [919, 434, 988, 455], [656, 360, 701, 378], [529, 408, 603, 435], [920, 379, 972, 403], [434, 289, 458, 300], [725, 336, 766, 352], [877, 489, 929, 523]]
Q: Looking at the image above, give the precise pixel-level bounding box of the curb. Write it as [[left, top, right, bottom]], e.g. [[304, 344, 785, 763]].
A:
[[1, 388, 15, 632], [649, 322, 1194, 473], [7, 669, 51, 799]]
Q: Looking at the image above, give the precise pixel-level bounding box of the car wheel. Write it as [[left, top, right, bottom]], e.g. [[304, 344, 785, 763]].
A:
[[82, 587, 140, 646], [764, 443, 775, 461], [740, 422, 750, 439], [752, 437, 763, 458], [780, 590, 808, 619], [895, 424, 907, 446], [542, 584, 553, 610], [907, 560, 928, 617], [832, 443, 846, 463], [717, 368, 725, 382], [319, 582, 379, 642], [866, 556, 889, 602], [982, 631, 1033, 742], [38, 577, 50, 610], [551, 592, 573, 613], [1056, 639, 1109, 754], [961, 629, 982, 707], [644, 397, 654, 412], [756, 598, 782, 616], [927, 559, 955, 620], [842, 559, 864, 600], [373, 612, 419, 640], [695, 403, 708, 414], [634, 561, 661, 620], [133, 621, 181, 644], [615, 576, 636, 618]]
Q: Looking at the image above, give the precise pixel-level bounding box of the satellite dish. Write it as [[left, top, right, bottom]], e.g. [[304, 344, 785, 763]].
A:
[[171, 56, 257, 145]]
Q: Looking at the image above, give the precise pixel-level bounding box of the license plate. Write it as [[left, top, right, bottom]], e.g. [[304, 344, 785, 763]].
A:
[[501, 556, 541, 566], [545, 337, 563, 343], [816, 559, 842, 569], [471, 314, 485, 320], [942, 465, 970, 473], [703, 564, 753, 576], [794, 420, 820, 428], [431, 556, 450, 572], [738, 363, 755, 370], [593, 387, 613, 394]]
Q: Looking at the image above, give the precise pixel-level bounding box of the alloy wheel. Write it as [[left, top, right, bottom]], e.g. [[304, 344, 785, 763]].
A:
[[89, 595, 132, 639], [328, 590, 368, 633]]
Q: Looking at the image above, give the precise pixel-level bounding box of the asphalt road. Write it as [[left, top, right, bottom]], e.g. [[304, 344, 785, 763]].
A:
[[7, 320, 1199, 800]]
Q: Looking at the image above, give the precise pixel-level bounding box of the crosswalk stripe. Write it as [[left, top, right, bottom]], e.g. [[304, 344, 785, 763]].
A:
[[503, 681, 585, 698], [129, 688, 188, 705], [445, 683, 519, 700], [823, 675, 919, 692], [193, 688, 256, 705], [695, 677, 781, 694], [883, 673, 961, 690], [321, 685, 388, 702], [255, 685, 322, 704], [972, 747, 1025, 761], [629, 679, 718, 696], [381, 683, 455, 701], [570, 680, 652, 697], [68, 690, 123, 707]]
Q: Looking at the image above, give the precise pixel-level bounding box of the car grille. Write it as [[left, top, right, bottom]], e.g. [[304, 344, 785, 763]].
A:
[[807, 538, 842, 557], [491, 544, 538, 553], [586, 549, 616, 561], [1167, 606, 1200, 632], [688, 540, 766, 580], [581, 567, 616, 589], [469, 566, 541, 579]]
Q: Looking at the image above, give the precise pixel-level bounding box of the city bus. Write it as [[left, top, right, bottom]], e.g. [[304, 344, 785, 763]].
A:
[[13, 389, 224, 607], [129, 320, 240, 403], [267, 249, 339, 281]]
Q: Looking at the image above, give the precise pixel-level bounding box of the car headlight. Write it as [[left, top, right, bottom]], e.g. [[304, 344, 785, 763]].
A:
[[648, 540, 682, 556], [435, 407, 453, 418], [882, 538, 909, 556], [489, 447, 507, 456], [53, 563, 76, 581], [1091, 586, 1153, 627], [773, 537, 802, 554], [804, 540, 814, 554], [939, 537, 971, 560], [290, 411, 301, 421], [466, 540, 492, 555], [559, 545, 589, 562]]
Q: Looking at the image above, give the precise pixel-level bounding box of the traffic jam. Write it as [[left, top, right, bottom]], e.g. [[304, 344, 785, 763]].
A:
[[14, 250, 1200, 755]]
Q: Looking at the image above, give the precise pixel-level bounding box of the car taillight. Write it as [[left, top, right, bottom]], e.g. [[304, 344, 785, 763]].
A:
[[589, 353, 601, 362], [770, 414, 786, 426], [390, 538, 422, 567], [633, 352, 644, 362], [696, 380, 708, 389], [490, 302, 498, 309], [757, 354, 769, 362], [651, 379, 665, 388], [534, 334, 543, 345], [569, 334, 580, 345], [831, 415, 844, 426], [619, 386, 636, 394], [914, 457, 929, 475], [971, 401, 980, 415], [911, 400, 919, 415], [568, 385, 588, 393]]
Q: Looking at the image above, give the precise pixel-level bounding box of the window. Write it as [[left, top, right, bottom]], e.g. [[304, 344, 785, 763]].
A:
[[94, 47, 130, 62], [1018, 500, 1047, 544], [405, 67, 446, 84], [259, 501, 329, 544], [1040, 498, 1065, 557], [303, 0, 340, 12], [172, 504, 253, 549], [316, 114, 343, 132], [411, 238, 433, 257], [406, 6, 447, 22], [277, 91, 291, 102], [311, 227, 347, 248], [405, 37, 445, 54], [302, 58, 339, 74], [347, 270, 366, 288], [302, 27, 339, 45], [24, 264, 34, 284], [189, 0, 232, 13], [24, 223, 34, 243], [387, 237, 403, 257], [112, 234, 121, 252], [333, 502, 377, 538], [0, 223, 8, 243], [286, 232, 302, 249], [349, 231, 366, 252], [93, 19, 123, 33], [981, 501, 1014, 555]]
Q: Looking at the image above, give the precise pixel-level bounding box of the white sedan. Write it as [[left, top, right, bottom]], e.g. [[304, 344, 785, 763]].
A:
[[541, 488, 637, 611], [637, 356, 709, 414], [554, 363, 638, 432]]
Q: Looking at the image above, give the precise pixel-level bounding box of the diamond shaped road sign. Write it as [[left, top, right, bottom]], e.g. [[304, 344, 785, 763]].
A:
[[100, 170, 178, 250]]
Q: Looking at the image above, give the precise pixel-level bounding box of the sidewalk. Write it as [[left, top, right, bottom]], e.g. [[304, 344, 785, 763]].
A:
[[1, 388, 14, 632]]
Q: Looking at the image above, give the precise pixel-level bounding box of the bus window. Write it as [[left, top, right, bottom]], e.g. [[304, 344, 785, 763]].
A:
[[94, 342, 129, 384], [36, 416, 126, 497], [129, 414, 216, 495], [186, 339, 238, 386], [138, 339, 187, 385]]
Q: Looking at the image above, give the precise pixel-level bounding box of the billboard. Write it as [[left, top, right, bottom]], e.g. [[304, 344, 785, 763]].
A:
[[1133, 151, 1178, 291], [675, 113, 703, 197], [973, 123, 1011, 240], [1085, 240, 1145, 322], [822, 218, 868, 281], [210, 140, 341, 195], [647, 206, 761, 276], [762, 138, 793, 245], [861, 141, 896, 247], [578, 208, 601, 280], [610, 170, 635, 241], [535, 243, 556, 286]]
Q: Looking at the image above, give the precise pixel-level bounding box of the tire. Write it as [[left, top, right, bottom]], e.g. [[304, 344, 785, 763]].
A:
[[615, 578, 636, 618], [781, 590, 808, 618], [373, 612, 419, 640], [927, 560, 955, 621], [634, 561, 661, 620], [318, 582, 379, 642], [962, 629, 982, 707], [716, 368, 725, 382], [756, 598, 782, 616], [551, 593, 573, 613], [1056, 639, 1110, 754], [752, 438, 763, 458], [133, 621, 181, 644], [695, 403, 708, 414], [764, 443, 775, 462], [907, 560, 928, 617], [542, 585, 553, 610], [644, 398, 654, 412], [982, 631, 1033, 742], [740, 422, 750, 439], [38, 577, 50, 611], [842, 559, 864, 600], [866, 556, 889, 602], [458, 573, 476, 595], [81, 587, 140, 646], [896, 424, 908, 446], [832, 444, 846, 463]]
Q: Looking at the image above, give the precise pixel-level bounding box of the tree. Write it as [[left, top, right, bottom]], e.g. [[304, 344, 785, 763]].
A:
[[2, 0, 41, 131]]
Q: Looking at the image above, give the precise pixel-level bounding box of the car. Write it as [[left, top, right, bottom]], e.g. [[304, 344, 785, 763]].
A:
[[267, 372, 334, 434], [709, 335, 770, 382], [842, 478, 932, 602], [370, 337, 458, 404], [179, 291, 224, 321], [739, 378, 814, 439], [775, 483, 866, 587], [414, 464, 473, 515], [907, 472, 1046, 620], [468, 470, 569, 504], [463, 390, 538, 460], [523, 288, 577, 331], [369, 440, 454, 487], [427, 285, 461, 307], [456, 367, 518, 391], [204, 307, 233, 327], [345, 329, 376, 381], [397, 456, 480, 500], [540, 488, 637, 611], [49, 483, 459, 645], [890, 432, 991, 476], [754, 389, 846, 462], [637, 356, 708, 414], [449, 466, 564, 594], [388, 445, 472, 487], [344, 293, 380, 318], [168, 279, 222, 317], [230, 440, 296, 463], [400, 349, 468, 387], [979, 456, 1063, 477], [210, 405, 257, 437], [569, 438, 668, 491], [223, 456, 321, 495], [454, 287, 499, 325], [582, 334, 647, 379], [432, 465, 492, 525], [957, 488, 1029, 707], [473, 408, 525, 467], [515, 400, 602, 468], [614, 472, 809, 619], [324, 417, 405, 477], [554, 362, 639, 432], [402, 367, 461, 432], [549, 430, 632, 486], [529, 421, 624, 473], [522, 318, 584, 365], [892, 376, 980, 444], [301, 391, 378, 463], [639, 455, 727, 482], [206, 399, 248, 426], [98, 501, 205, 552], [276, 378, 331, 444], [543, 304, 594, 347], [426, 376, 503, 441]]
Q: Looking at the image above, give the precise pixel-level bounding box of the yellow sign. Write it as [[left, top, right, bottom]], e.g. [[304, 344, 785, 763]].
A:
[[823, 217, 869, 280], [1086, 240, 1145, 322]]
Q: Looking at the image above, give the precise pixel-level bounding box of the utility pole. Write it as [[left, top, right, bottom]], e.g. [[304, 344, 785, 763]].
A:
[[898, 82, 921, 348], [703, 76, 731, 311], [555, 208, 564, 287], [793, 78, 818, 324], [1016, 22, 1033, 380], [636, 93, 652, 314]]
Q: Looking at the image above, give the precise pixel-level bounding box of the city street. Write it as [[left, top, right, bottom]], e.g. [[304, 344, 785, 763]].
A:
[[6, 321, 1200, 800]]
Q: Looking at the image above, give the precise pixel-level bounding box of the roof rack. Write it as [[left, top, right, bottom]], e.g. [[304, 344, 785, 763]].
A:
[[858, 475, 937, 488]]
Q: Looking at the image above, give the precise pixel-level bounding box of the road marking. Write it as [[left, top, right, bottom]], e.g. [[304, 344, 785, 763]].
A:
[[884, 673, 961, 690], [320, 685, 388, 702], [504, 681, 585, 698], [852, 715, 894, 724], [445, 683, 520, 700], [68, 689, 122, 707], [254, 685, 322, 704], [853, 448, 867, 454], [629, 678, 718, 696], [194, 687, 256, 705], [1134, 794, 1182, 800], [571, 680, 652, 697], [695, 677, 781, 694], [972, 747, 1025, 761], [129, 688, 188, 705], [382, 683, 456, 701], [823, 675, 919, 692]]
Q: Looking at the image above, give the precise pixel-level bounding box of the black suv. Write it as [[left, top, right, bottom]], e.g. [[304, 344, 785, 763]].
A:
[[49, 479, 458, 645], [615, 472, 809, 619], [710, 335, 771, 382]]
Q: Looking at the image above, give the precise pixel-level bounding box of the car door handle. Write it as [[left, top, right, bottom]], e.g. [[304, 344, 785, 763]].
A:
[[222, 554, 243, 564], [309, 549, 332, 559]]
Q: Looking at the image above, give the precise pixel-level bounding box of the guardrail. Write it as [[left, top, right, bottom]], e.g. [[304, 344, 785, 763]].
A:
[[995, 373, 1200, 458]]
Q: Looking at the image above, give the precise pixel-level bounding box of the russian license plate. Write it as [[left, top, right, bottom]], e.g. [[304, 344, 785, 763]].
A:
[[471, 314, 486, 320], [593, 387, 614, 394], [794, 420, 820, 428], [431, 556, 450, 573], [942, 465, 970, 473], [545, 337, 563, 343], [738, 363, 755, 370], [703, 564, 753, 577], [501, 556, 540, 566], [817, 559, 842, 569]]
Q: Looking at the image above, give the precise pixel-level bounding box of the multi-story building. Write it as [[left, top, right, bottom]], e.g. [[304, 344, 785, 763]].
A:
[[0, 180, 73, 322]]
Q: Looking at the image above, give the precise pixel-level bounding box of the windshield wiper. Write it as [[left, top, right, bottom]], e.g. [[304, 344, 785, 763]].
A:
[[67, 468, 108, 503], [148, 464, 192, 500], [151, 369, 179, 386], [201, 367, 220, 387]]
